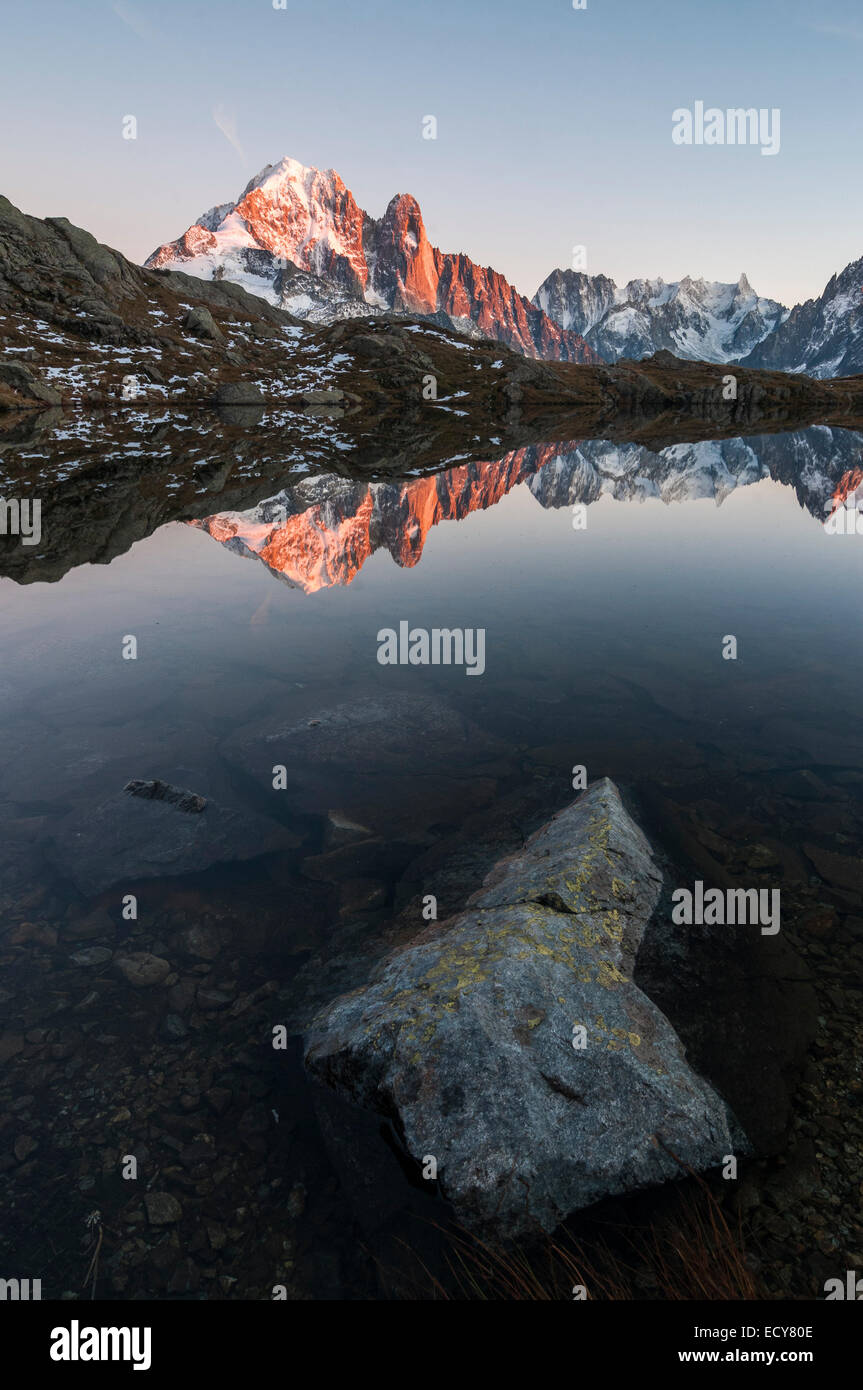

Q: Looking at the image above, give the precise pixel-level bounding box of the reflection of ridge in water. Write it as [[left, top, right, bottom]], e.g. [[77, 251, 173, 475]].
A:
[[190, 427, 863, 592], [189, 446, 560, 592]]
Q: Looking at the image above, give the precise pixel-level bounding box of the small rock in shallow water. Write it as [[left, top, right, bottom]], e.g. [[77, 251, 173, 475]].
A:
[[124, 779, 207, 813], [144, 1192, 182, 1226], [61, 909, 116, 942], [196, 987, 232, 1011], [803, 843, 863, 898], [338, 878, 387, 918], [177, 923, 223, 961], [160, 1013, 189, 1041], [113, 953, 171, 989], [14, 1135, 38, 1162], [325, 809, 374, 848], [69, 947, 113, 968], [8, 921, 57, 948]]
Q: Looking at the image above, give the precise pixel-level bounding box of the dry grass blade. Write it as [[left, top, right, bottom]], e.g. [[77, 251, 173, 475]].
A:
[[381, 1172, 759, 1301]]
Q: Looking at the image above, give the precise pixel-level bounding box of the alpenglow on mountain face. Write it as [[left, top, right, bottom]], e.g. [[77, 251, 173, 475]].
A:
[[532, 268, 788, 365], [145, 157, 599, 363]]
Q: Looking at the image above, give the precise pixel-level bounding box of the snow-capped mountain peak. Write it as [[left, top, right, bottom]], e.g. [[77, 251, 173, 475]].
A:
[[148, 156, 370, 305], [145, 158, 598, 362]]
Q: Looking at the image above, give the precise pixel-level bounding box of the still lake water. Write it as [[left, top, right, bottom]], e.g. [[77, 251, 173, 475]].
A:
[[1, 430, 862, 1298]]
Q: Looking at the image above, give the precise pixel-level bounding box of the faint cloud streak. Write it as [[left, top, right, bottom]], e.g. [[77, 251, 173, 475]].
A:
[[113, 1, 157, 41], [212, 104, 246, 162], [808, 22, 863, 41]]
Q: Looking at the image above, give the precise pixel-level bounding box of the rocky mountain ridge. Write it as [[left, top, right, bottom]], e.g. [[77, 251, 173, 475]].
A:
[[146, 157, 863, 380], [740, 255, 863, 378], [146, 157, 599, 364]]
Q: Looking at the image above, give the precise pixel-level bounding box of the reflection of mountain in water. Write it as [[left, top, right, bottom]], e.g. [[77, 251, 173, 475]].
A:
[[189, 450, 543, 592], [191, 427, 863, 592]]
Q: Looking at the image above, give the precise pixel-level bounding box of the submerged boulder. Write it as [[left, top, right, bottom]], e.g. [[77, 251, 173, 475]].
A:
[[50, 779, 298, 896], [305, 778, 740, 1238], [222, 693, 507, 837]]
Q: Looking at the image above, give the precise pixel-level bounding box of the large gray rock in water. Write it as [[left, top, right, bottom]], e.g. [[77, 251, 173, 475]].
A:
[[305, 778, 740, 1238], [50, 779, 298, 895]]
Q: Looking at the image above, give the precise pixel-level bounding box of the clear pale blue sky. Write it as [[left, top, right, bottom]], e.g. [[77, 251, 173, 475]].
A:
[[0, 0, 859, 307]]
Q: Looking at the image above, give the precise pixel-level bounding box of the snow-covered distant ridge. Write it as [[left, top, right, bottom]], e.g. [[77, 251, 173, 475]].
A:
[[533, 268, 788, 365]]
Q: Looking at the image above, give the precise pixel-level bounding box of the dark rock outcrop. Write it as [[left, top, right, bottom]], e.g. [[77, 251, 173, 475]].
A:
[[124, 778, 207, 813], [0, 361, 61, 405]]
